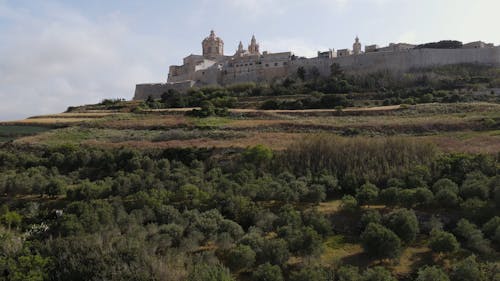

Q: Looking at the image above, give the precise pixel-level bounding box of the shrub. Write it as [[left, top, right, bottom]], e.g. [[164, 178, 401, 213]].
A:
[[355, 183, 379, 205], [429, 230, 459, 254], [360, 210, 382, 230], [336, 265, 361, 281], [434, 189, 460, 208], [432, 178, 459, 194], [415, 266, 450, 281], [289, 266, 327, 281], [454, 219, 491, 255], [450, 255, 486, 281], [341, 195, 358, 212], [226, 244, 256, 271], [187, 263, 234, 281], [253, 263, 283, 281], [361, 266, 397, 281], [481, 216, 500, 238], [379, 187, 400, 206], [383, 209, 419, 244], [243, 145, 273, 165], [361, 223, 401, 259]]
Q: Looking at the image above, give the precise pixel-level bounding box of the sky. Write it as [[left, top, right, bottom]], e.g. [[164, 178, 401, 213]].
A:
[[0, 0, 499, 121]]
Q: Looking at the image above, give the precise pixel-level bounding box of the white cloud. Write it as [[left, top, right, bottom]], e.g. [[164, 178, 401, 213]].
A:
[[261, 38, 329, 58], [0, 3, 168, 121]]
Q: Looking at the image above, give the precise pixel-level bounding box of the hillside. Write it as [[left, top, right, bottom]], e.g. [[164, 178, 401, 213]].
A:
[[0, 65, 499, 281]]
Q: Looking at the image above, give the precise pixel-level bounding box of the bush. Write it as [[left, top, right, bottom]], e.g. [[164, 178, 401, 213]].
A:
[[481, 216, 500, 238], [383, 209, 419, 244], [355, 183, 379, 205], [429, 230, 459, 254], [336, 265, 361, 281], [450, 255, 486, 281], [415, 266, 450, 281], [253, 263, 284, 281], [289, 266, 327, 281], [242, 145, 273, 165], [361, 223, 401, 259], [360, 210, 382, 230], [226, 244, 256, 271], [361, 266, 397, 281], [432, 178, 459, 194], [341, 195, 358, 212], [454, 219, 491, 255], [379, 187, 401, 206], [187, 263, 234, 281]]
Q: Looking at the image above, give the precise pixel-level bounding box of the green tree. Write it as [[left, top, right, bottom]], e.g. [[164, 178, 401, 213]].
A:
[[188, 263, 234, 281], [415, 266, 450, 281], [242, 145, 273, 165], [361, 223, 401, 259], [450, 255, 486, 281], [383, 209, 419, 244], [1, 210, 22, 230], [341, 195, 358, 212], [226, 244, 256, 271], [454, 219, 491, 255], [46, 178, 65, 198], [360, 209, 382, 230], [336, 265, 361, 281], [289, 266, 327, 281], [429, 230, 459, 254], [361, 266, 396, 281], [253, 263, 283, 281], [356, 183, 379, 205]]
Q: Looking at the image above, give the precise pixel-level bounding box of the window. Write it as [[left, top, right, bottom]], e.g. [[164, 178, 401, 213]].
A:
[[274, 63, 278, 66], [265, 64, 269, 67]]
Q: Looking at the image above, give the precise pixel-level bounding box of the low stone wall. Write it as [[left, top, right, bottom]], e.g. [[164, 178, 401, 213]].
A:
[[133, 81, 194, 100]]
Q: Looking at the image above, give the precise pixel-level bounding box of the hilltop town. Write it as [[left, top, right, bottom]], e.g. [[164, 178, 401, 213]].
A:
[[134, 30, 500, 99]]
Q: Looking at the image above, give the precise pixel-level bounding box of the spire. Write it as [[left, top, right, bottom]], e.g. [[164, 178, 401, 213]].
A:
[[210, 30, 215, 38], [238, 41, 244, 50], [248, 34, 260, 55]]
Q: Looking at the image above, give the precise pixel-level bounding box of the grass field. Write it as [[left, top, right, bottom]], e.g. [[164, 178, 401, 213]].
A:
[[0, 125, 52, 142], [2, 102, 500, 153]]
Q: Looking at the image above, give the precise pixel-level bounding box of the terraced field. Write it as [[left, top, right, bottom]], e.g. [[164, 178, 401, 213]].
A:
[[2, 102, 499, 153]]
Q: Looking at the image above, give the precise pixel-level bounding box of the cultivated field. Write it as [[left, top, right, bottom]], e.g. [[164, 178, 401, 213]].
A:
[[2, 102, 499, 154]]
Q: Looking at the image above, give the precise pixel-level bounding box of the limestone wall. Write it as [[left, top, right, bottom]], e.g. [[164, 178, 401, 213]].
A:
[[134, 46, 500, 100], [133, 81, 195, 100], [332, 46, 500, 73]]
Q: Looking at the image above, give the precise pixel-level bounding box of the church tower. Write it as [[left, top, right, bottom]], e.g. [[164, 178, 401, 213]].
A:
[[235, 41, 246, 56], [202, 30, 224, 59], [248, 35, 260, 55], [353, 36, 362, 55]]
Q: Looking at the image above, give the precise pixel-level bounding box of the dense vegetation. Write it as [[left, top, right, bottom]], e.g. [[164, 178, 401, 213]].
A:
[[129, 64, 500, 115], [0, 135, 499, 281]]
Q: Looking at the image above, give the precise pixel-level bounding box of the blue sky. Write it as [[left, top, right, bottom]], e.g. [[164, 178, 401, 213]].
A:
[[1, 0, 499, 120]]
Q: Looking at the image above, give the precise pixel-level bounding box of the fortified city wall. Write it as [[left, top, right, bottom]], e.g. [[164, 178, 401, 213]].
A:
[[133, 31, 500, 100]]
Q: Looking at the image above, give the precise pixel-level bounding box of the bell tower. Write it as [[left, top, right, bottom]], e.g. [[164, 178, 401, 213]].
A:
[[353, 36, 362, 55], [248, 35, 260, 55], [202, 30, 224, 59]]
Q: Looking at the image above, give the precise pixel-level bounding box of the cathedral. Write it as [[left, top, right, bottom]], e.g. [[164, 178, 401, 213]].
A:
[[134, 30, 500, 100]]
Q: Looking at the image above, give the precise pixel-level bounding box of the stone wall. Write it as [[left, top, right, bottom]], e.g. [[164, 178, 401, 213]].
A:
[[133, 81, 195, 100], [134, 46, 500, 100]]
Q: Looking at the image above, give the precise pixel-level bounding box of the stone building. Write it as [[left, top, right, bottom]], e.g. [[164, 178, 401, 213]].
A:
[[353, 36, 362, 55], [134, 31, 500, 100]]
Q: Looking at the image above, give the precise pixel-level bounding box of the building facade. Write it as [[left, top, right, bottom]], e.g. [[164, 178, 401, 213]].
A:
[[134, 31, 500, 100]]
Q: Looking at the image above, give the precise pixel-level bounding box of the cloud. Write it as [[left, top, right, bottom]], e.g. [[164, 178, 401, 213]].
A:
[[0, 2, 167, 121], [261, 38, 329, 58]]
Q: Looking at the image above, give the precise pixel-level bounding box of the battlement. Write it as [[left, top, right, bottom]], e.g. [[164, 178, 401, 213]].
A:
[[134, 31, 499, 100]]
